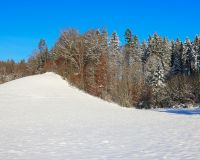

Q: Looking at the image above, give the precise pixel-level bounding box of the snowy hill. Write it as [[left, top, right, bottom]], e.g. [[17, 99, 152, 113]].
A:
[[0, 72, 200, 160]]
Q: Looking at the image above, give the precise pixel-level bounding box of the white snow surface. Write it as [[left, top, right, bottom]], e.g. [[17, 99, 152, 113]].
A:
[[0, 72, 200, 160]]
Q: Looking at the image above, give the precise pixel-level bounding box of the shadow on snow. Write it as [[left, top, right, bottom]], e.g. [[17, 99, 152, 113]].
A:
[[158, 109, 200, 115]]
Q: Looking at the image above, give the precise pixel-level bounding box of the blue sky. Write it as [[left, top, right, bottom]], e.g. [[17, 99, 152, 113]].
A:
[[0, 0, 200, 61]]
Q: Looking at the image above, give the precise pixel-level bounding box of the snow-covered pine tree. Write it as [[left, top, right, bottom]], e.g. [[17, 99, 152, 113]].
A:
[[193, 36, 200, 74], [151, 63, 165, 87], [171, 39, 184, 75], [124, 29, 132, 67], [37, 39, 49, 72], [161, 37, 171, 73], [183, 37, 195, 76], [109, 32, 120, 51], [146, 33, 165, 87], [122, 29, 132, 85], [83, 29, 101, 64], [124, 29, 142, 83], [118, 29, 135, 107], [170, 41, 175, 68], [145, 34, 171, 107], [141, 40, 148, 74], [38, 39, 49, 64], [141, 41, 148, 63], [129, 34, 143, 86]]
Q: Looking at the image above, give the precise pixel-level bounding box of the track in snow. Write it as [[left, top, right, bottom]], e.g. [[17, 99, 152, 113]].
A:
[[0, 72, 200, 160]]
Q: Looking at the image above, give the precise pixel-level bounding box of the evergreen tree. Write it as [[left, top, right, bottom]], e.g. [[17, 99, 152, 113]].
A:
[[146, 33, 165, 87], [141, 41, 148, 74], [193, 36, 200, 73], [109, 32, 120, 78], [141, 40, 148, 63], [130, 35, 141, 64], [171, 39, 184, 75], [125, 28, 133, 45], [38, 39, 49, 69], [183, 37, 194, 75], [170, 41, 175, 68], [151, 63, 165, 87], [109, 32, 120, 51], [161, 37, 171, 72], [124, 29, 133, 67]]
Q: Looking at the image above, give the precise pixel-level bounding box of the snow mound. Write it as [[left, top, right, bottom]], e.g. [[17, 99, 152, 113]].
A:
[[0, 72, 200, 160]]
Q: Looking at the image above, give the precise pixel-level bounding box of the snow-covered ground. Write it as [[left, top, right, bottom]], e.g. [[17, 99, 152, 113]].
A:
[[0, 72, 200, 160]]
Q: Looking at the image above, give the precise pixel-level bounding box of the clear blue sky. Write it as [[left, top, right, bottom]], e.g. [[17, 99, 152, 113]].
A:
[[0, 0, 200, 61]]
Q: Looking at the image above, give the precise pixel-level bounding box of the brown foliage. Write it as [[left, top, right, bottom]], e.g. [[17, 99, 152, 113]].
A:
[[95, 53, 108, 97]]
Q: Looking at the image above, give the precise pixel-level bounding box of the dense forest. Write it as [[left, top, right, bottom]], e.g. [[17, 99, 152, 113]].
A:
[[1, 28, 200, 108]]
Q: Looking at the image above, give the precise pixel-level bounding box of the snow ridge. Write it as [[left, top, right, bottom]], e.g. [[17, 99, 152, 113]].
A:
[[0, 72, 200, 160]]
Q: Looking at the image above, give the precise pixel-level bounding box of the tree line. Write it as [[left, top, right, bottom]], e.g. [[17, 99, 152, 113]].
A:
[[1, 28, 200, 108]]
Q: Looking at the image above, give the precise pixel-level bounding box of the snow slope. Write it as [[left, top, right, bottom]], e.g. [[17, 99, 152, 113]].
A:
[[0, 72, 200, 160]]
